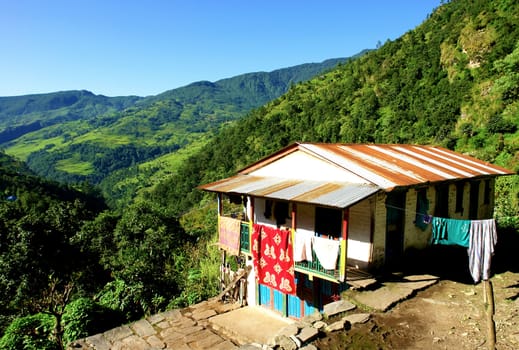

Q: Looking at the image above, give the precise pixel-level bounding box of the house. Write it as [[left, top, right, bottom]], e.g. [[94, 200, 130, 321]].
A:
[[199, 143, 514, 318]]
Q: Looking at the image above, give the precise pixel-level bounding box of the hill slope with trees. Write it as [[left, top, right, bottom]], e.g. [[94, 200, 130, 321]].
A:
[[2, 58, 353, 208], [149, 0, 518, 220]]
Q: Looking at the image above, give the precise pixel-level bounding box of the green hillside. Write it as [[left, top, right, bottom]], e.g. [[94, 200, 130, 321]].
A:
[[0, 90, 141, 143], [149, 0, 518, 220], [2, 58, 353, 208]]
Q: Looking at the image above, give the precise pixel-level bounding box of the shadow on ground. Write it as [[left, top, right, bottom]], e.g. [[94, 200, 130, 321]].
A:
[[383, 227, 519, 286]]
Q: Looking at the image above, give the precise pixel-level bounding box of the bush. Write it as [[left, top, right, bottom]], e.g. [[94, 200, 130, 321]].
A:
[[62, 297, 124, 346], [0, 313, 58, 350]]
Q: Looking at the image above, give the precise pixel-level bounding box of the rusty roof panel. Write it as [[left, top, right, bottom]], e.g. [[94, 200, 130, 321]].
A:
[[299, 143, 514, 189], [200, 143, 514, 204], [199, 175, 380, 208]]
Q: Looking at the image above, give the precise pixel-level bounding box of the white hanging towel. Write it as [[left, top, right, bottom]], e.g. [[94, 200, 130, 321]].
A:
[[468, 219, 497, 283], [293, 230, 313, 262], [312, 236, 340, 270]]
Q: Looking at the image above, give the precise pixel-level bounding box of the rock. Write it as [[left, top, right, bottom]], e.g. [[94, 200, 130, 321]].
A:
[[145, 335, 165, 348], [277, 324, 299, 337], [238, 343, 263, 349], [192, 309, 217, 320], [131, 319, 156, 337], [323, 300, 356, 317], [147, 313, 165, 325], [276, 335, 297, 350], [297, 326, 319, 343], [103, 325, 133, 342], [324, 319, 346, 332], [312, 321, 327, 330], [289, 335, 302, 348], [302, 312, 323, 324], [300, 345, 318, 350], [343, 313, 370, 325]]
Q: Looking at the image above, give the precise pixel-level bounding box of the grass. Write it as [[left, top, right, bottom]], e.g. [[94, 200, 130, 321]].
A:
[[55, 157, 94, 175], [6, 136, 65, 161]]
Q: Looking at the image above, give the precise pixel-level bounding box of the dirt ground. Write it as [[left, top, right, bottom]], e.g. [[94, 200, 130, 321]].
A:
[[315, 231, 519, 350]]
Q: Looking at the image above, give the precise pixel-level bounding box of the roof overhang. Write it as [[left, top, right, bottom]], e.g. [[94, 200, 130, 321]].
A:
[[198, 174, 381, 209]]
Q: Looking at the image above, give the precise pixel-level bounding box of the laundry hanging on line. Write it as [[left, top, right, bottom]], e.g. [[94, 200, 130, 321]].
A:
[[293, 230, 313, 263], [430, 217, 497, 284], [312, 236, 341, 270], [430, 217, 471, 247], [218, 216, 242, 256], [468, 219, 497, 283], [251, 224, 296, 295]]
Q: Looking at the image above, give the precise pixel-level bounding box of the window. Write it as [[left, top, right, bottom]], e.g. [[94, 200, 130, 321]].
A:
[[455, 182, 464, 214], [469, 181, 480, 219], [273, 201, 290, 227], [435, 184, 449, 217], [264, 199, 291, 227], [415, 188, 429, 230], [315, 206, 342, 239], [484, 179, 491, 205]]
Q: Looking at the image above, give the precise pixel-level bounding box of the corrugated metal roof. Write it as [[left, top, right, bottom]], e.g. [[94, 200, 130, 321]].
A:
[[239, 143, 514, 190], [199, 143, 514, 207], [199, 175, 380, 208]]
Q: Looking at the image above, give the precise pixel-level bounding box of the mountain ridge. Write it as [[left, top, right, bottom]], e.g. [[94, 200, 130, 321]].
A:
[[1, 56, 358, 207]]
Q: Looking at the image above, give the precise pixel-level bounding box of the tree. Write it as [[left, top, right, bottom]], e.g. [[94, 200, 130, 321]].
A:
[[33, 277, 74, 350]]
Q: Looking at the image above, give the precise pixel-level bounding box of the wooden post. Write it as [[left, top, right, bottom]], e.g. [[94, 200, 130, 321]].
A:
[[340, 208, 350, 282], [250, 197, 255, 252], [484, 279, 496, 350], [220, 250, 226, 291], [217, 193, 223, 216]]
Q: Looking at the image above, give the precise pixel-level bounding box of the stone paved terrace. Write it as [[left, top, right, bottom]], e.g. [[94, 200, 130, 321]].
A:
[[70, 299, 245, 350], [69, 274, 439, 350]]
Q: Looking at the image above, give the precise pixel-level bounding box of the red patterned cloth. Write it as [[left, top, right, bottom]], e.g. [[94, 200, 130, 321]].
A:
[[252, 224, 296, 295]]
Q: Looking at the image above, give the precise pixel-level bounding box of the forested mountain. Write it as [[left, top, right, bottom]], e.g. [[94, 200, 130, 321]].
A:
[[149, 0, 518, 220], [0, 90, 141, 144], [1, 57, 352, 208]]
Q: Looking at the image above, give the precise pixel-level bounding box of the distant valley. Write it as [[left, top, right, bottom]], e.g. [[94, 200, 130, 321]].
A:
[[0, 57, 357, 208]]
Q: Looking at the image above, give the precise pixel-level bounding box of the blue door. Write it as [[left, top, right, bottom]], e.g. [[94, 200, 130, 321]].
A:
[[273, 289, 286, 315], [288, 293, 301, 318], [260, 274, 320, 318], [259, 284, 271, 308], [304, 299, 316, 316]]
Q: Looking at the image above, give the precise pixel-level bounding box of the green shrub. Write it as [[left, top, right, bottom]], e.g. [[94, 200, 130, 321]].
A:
[[0, 313, 58, 350], [62, 297, 124, 346]]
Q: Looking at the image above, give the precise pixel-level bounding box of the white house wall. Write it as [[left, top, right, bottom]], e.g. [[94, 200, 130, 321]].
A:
[[246, 257, 256, 307], [249, 151, 369, 183], [371, 192, 387, 268], [403, 188, 431, 250], [347, 198, 373, 269]]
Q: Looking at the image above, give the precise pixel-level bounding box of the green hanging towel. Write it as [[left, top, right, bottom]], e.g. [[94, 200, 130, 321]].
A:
[[430, 217, 470, 248], [415, 192, 430, 231]]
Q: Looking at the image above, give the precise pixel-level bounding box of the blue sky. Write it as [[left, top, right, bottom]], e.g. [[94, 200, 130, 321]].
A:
[[0, 0, 441, 97]]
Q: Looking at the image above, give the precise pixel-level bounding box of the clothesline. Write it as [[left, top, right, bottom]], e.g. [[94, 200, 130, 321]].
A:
[[385, 204, 429, 217]]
